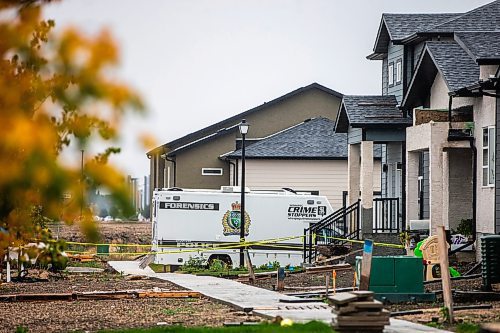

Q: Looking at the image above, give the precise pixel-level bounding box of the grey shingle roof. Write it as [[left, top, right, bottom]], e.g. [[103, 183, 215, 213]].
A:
[[426, 42, 479, 92], [426, 0, 500, 33], [340, 95, 412, 127], [383, 13, 461, 40], [225, 118, 348, 160], [455, 31, 500, 64], [369, 13, 462, 56]]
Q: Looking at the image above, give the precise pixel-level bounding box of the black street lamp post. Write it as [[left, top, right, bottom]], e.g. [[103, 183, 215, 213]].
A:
[[239, 119, 249, 268]]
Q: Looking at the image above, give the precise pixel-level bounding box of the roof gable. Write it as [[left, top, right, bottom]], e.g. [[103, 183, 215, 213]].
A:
[[426, 42, 479, 92], [402, 41, 479, 108], [147, 83, 342, 156], [336, 95, 411, 131], [368, 13, 461, 58], [224, 118, 348, 160]]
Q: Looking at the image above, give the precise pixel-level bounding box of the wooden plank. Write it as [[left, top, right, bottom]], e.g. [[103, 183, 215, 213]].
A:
[[305, 263, 351, 274], [350, 290, 374, 301], [337, 315, 390, 322], [137, 291, 201, 298], [314, 249, 363, 265], [359, 239, 373, 291], [334, 320, 388, 327], [437, 226, 454, 323], [351, 300, 383, 309], [0, 290, 201, 302], [328, 292, 358, 305], [238, 270, 280, 278]]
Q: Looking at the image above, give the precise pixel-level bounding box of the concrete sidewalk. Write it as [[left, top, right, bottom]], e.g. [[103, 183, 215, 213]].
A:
[[108, 261, 451, 333]]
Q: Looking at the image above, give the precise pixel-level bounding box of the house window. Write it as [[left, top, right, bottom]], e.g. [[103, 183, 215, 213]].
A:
[[202, 168, 223, 176], [482, 126, 495, 186], [388, 62, 394, 87], [396, 59, 402, 84]]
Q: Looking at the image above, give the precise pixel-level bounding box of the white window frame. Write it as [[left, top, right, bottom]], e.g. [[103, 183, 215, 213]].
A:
[[396, 59, 402, 84], [482, 126, 495, 187], [388, 62, 394, 87], [202, 168, 223, 176]]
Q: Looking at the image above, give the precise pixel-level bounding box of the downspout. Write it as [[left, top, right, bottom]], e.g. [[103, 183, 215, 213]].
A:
[[164, 154, 176, 187], [470, 138, 477, 243], [448, 95, 453, 124]]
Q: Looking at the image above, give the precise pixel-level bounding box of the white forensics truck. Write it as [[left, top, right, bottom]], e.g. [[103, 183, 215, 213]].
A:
[[151, 187, 334, 268]]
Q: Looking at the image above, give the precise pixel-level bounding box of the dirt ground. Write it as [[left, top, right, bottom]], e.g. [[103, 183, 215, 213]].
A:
[[49, 221, 152, 244], [8, 222, 498, 332], [0, 273, 260, 333]]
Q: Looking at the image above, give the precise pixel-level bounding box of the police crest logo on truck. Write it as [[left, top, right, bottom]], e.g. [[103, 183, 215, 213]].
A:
[[222, 201, 250, 236]]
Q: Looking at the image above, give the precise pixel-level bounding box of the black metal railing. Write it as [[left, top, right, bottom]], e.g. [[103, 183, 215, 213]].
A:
[[373, 197, 402, 233], [303, 200, 360, 264]]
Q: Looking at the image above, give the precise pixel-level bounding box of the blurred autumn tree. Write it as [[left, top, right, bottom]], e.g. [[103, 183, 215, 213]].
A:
[[0, 2, 144, 259]]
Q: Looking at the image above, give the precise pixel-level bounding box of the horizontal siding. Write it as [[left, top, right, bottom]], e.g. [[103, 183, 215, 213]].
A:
[[382, 58, 388, 95], [348, 127, 363, 144], [365, 129, 406, 142], [243, 160, 381, 210], [387, 42, 404, 103]]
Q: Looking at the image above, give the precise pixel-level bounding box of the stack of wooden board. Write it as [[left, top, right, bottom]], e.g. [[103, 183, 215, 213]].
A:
[[329, 291, 389, 332]]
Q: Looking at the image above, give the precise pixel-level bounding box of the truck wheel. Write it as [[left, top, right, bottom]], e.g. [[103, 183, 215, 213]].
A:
[[207, 255, 232, 268]]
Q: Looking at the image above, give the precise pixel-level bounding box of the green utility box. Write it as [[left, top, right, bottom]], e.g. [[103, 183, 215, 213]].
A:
[[96, 244, 110, 255], [356, 255, 435, 303]]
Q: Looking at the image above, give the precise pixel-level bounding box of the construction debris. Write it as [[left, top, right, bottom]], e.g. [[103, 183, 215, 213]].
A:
[[0, 289, 201, 302], [305, 263, 351, 274], [329, 291, 389, 332], [391, 304, 493, 317]]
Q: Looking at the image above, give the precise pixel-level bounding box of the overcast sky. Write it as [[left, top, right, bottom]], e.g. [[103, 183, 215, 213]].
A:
[[43, 0, 489, 181]]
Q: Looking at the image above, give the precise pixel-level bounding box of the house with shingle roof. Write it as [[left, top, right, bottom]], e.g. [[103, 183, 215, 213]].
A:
[[222, 117, 381, 208], [146, 83, 343, 195], [401, 30, 500, 244], [333, 1, 500, 250]]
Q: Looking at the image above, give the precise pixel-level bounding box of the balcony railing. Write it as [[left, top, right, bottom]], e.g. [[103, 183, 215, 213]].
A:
[[373, 197, 402, 233], [414, 106, 473, 126]]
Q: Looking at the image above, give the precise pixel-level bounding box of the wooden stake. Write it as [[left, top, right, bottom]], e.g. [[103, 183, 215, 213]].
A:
[[359, 239, 373, 291], [325, 273, 330, 298], [333, 270, 337, 295], [437, 226, 454, 323], [244, 250, 255, 284]]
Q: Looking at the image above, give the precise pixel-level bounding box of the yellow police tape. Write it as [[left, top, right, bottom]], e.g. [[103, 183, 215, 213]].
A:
[[62, 233, 404, 256]]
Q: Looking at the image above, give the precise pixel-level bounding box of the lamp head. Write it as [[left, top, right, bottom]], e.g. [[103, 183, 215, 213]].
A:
[[239, 119, 249, 135]]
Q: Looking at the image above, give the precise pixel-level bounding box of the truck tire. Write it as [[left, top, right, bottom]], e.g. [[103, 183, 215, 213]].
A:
[[207, 254, 232, 268]]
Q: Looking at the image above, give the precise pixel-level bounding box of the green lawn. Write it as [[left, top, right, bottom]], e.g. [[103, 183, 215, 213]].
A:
[[99, 321, 333, 333]]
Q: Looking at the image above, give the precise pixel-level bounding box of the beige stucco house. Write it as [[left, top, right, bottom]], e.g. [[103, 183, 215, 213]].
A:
[[146, 83, 343, 197], [402, 32, 500, 244]]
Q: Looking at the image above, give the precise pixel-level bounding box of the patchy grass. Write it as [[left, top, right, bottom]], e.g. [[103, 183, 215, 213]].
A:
[[66, 260, 106, 269], [100, 321, 333, 333], [148, 264, 303, 277], [456, 322, 480, 333]]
